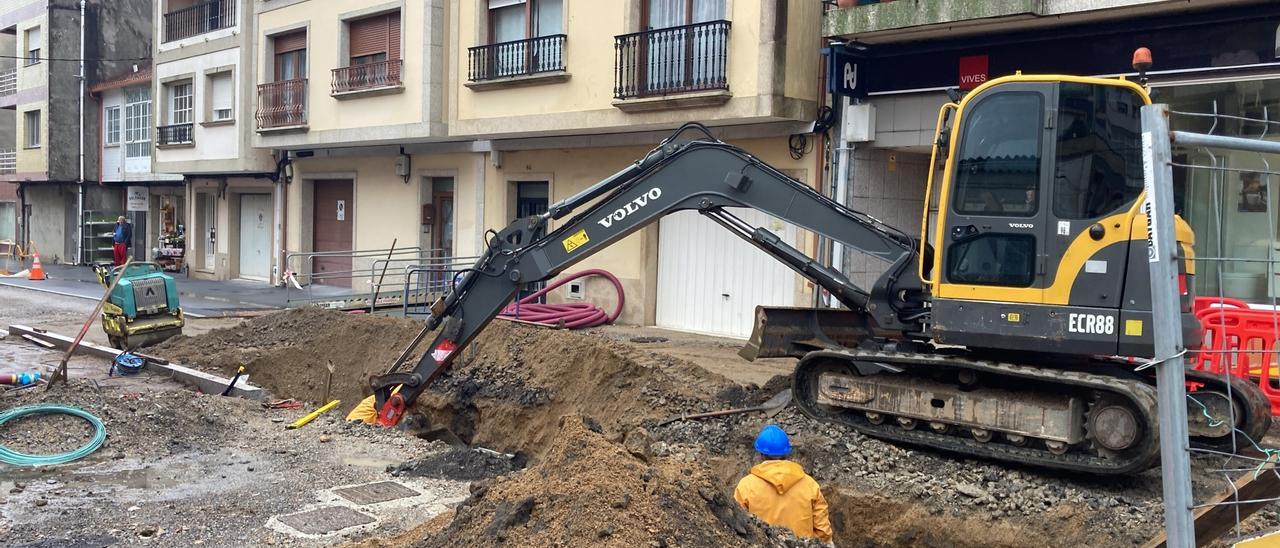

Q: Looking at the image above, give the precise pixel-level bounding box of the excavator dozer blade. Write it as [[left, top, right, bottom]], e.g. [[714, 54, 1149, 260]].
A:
[[740, 306, 874, 361]]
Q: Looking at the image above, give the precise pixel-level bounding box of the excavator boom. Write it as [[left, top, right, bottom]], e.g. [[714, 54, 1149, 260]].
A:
[[372, 123, 925, 424]]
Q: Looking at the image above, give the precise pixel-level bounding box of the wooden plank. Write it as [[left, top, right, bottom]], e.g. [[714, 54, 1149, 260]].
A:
[[1142, 464, 1280, 548]]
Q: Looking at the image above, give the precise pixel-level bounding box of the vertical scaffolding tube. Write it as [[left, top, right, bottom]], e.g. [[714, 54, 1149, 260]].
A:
[[1141, 103, 1195, 547]]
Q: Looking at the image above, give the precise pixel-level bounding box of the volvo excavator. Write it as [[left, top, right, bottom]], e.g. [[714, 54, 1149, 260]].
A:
[[370, 71, 1273, 475]]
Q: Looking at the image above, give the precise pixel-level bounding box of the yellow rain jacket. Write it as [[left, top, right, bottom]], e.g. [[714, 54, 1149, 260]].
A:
[[345, 386, 401, 424], [733, 460, 832, 543]]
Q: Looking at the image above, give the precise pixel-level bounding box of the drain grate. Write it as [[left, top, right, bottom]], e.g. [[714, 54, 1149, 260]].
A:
[[333, 481, 421, 505], [276, 506, 376, 535]]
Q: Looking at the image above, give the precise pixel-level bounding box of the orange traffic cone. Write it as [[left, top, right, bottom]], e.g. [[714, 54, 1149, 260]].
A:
[[28, 253, 45, 281]]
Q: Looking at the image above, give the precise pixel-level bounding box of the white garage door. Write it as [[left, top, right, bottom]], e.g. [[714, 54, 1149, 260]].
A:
[[656, 208, 798, 338]]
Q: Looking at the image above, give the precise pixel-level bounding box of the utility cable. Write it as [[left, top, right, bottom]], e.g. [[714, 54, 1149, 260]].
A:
[[0, 404, 106, 466]]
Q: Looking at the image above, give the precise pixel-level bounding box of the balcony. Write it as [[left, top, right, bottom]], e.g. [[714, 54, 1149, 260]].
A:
[[157, 123, 194, 147], [331, 59, 402, 97], [467, 34, 567, 90], [163, 0, 237, 43], [613, 20, 730, 107], [256, 79, 307, 130], [0, 150, 14, 174]]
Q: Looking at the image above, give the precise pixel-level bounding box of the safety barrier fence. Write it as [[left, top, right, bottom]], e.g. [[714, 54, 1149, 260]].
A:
[[1146, 103, 1280, 546]]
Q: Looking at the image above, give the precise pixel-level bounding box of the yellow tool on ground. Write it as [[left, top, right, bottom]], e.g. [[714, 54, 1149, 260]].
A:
[[287, 400, 340, 430]]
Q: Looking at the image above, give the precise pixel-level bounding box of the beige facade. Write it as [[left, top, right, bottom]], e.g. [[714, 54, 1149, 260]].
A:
[[251, 0, 824, 328]]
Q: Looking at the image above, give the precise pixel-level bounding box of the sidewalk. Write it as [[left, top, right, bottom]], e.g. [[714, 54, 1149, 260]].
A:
[[0, 263, 353, 317]]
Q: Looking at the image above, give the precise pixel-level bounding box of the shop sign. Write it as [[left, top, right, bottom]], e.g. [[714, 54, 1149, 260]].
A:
[[826, 47, 869, 98], [126, 186, 149, 212], [958, 55, 989, 90]]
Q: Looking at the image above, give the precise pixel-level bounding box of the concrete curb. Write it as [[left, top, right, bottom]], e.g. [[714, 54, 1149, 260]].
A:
[[6, 324, 264, 400]]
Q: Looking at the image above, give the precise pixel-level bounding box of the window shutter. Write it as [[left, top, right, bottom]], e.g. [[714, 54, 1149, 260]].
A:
[[388, 12, 400, 61], [27, 27, 40, 49], [274, 31, 306, 53], [211, 73, 233, 111], [349, 15, 389, 58]]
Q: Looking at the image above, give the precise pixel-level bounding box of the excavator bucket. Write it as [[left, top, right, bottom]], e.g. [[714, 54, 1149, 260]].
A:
[[740, 306, 874, 360]]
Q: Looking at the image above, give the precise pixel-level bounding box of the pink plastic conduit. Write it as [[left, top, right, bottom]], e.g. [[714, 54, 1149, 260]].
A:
[[498, 269, 624, 329]]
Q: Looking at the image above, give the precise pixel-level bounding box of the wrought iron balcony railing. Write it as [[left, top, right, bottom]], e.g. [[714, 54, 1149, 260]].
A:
[[164, 0, 236, 43], [157, 123, 194, 146], [468, 34, 566, 82], [614, 20, 730, 100], [332, 59, 402, 94], [256, 79, 307, 129]]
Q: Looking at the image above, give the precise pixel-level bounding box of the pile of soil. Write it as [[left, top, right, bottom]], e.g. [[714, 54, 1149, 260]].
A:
[[413, 416, 822, 548], [411, 320, 739, 457], [152, 307, 428, 410]]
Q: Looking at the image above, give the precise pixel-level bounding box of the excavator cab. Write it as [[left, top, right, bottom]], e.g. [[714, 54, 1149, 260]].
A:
[[925, 75, 1198, 358]]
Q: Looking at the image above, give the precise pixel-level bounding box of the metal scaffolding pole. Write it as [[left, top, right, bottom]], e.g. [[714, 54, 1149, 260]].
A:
[[1141, 103, 1195, 547]]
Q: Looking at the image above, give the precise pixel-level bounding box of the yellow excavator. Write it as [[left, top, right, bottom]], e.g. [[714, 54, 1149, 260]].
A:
[[370, 58, 1272, 475]]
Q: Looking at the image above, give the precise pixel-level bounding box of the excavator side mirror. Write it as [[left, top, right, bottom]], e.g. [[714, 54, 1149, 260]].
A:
[[946, 88, 962, 102]]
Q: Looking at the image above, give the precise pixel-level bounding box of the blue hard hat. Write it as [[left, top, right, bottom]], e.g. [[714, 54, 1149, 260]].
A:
[[754, 424, 791, 457]]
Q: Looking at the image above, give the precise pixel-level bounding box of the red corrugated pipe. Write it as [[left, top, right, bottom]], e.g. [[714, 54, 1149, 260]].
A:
[[499, 269, 624, 329]]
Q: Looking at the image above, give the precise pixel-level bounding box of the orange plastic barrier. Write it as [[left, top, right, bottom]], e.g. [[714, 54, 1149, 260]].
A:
[[1193, 300, 1280, 415]]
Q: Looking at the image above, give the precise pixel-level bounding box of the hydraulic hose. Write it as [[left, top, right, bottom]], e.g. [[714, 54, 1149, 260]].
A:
[[499, 269, 624, 329], [0, 405, 107, 466]]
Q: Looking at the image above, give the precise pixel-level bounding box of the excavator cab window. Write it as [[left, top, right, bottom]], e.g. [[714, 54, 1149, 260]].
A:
[[944, 88, 1046, 288], [1051, 82, 1144, 220]]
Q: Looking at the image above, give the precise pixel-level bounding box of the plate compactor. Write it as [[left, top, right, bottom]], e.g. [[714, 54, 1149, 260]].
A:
[[94, 262, 184, 350]]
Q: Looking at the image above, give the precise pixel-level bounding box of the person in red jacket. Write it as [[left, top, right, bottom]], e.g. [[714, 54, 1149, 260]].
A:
[[112, 216, 132, 266], [734, 424, 833, 544]]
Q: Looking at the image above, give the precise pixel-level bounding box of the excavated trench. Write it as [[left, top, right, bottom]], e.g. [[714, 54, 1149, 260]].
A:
[[157, 308, 1182, 547]]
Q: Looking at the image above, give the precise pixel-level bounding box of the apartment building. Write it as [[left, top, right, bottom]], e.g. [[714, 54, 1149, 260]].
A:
[[153, 0, 279, 282], [251, 1, 821, 336], [0, 0, 151, 264], [253, 0, 461, 291], [89, 65, 185, 267], [822, 0, 1280, 303]]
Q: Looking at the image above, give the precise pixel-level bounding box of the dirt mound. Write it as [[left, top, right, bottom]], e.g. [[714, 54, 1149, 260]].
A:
[[152, 307, 427, 410], [409, 320, 741, 457], [414, 416, 822, 548]]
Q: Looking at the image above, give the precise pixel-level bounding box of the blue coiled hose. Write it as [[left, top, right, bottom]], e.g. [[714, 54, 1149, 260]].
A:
[[0, 405, 107, 466]]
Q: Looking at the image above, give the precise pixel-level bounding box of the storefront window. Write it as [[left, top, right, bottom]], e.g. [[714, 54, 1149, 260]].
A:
[[1158, 78, 1280, 302]]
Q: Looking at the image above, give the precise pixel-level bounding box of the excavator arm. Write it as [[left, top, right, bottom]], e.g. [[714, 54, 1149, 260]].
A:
[[371, 123, 925, 425]]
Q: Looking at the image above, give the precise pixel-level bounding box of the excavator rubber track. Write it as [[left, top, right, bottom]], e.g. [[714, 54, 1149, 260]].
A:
[[1167, 367, 1273, 453], [793, 349, 1162, 475]]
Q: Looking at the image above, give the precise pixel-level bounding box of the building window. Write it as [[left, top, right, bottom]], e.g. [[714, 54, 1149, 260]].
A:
[[614, 0, 729, 99], [258, 30, 308, 128], [125, 86, 151, 158], [105, 106, 121, 145], [208, 71, 233, 121], [0, 201, 14, 242], [333, 11, 402, 92], [169, 82, 193, 124], [24, 27, 40, 65], [469, 0, 565, 80], [23, 110, 39, 148]]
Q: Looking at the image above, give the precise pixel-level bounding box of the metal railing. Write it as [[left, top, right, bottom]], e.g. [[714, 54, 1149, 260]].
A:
[[283, 246, 459, 310], [0, 68, 16, 96], [256, 79, 307, 129], [331, 59, 402, 94], [614, 20, 730, 100], [402, 257, 481, 317], [156, 123, 194, 145], [468, 34, 566, 82], [163, 0, 236, 43], [0, 150, 15, 174]]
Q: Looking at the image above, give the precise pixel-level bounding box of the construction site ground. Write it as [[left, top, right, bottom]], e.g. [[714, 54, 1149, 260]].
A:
[[1, 285, 1278, 546]]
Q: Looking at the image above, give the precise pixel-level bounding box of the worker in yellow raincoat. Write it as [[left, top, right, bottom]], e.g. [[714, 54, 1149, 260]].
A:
[[346, 386, 400, 424], [733, 424, 833, 544]]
